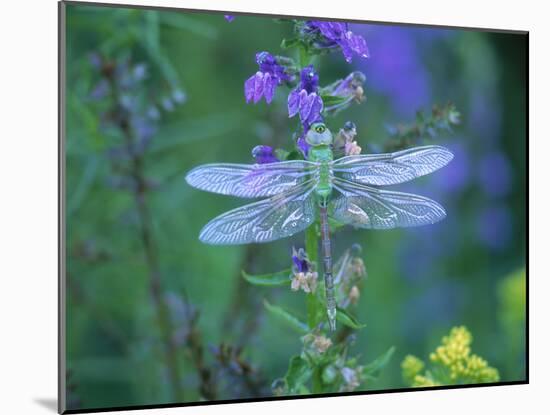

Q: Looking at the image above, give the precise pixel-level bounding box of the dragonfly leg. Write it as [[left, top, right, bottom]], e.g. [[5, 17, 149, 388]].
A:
[[319, 200, 336, 331]]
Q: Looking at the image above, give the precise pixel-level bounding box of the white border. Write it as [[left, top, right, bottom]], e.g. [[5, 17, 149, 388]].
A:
[[0, 0, 544, 414]]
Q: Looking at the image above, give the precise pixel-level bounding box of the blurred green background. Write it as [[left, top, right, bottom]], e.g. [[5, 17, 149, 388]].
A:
[[64, 2, 527, 410]]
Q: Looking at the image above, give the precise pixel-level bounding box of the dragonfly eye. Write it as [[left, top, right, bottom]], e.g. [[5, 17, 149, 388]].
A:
[[306, 123, 332, 146]]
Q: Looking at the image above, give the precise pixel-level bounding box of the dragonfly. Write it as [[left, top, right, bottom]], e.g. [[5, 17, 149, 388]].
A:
[[186, 122, 453, 331]]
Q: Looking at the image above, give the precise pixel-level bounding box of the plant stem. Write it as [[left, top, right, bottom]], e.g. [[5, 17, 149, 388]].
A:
[[107, 65, 184, 400], [131, 151, 185, 402], [184, 311, 217, 400], [305, 224, 318, 329]]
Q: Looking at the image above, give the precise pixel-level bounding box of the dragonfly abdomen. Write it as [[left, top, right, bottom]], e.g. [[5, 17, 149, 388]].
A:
[[319, 201, 337, 331]]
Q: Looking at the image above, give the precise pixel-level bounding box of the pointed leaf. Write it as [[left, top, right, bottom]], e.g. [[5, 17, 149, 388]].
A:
[[263, 300, 309, 334], [285, 355, 312, 392], [336, 307, 366, 330], [241, 269, 291, 286], [281, 37, 301, 49], [159, 12, 218, 39], [363, 346, 396, 377], [320, 94, 350, 107]]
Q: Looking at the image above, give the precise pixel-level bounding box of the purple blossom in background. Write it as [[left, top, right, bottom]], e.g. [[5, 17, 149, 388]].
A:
[[288, 65, 324, 129], [89, 79, 110, 100], [401, 280, 464, 343], [305, 21, 370, 63], [478, 151, 512, 198], [468, 91, 502, 146], [397, 220, 452, 282], [132, 115, 156, 142], [431, 142, 471, 194], [353, 25, 433, 118], [245, 52, 292, 104], [252, 145, 279, 164], [476, 204, 513, 251], [224, 15, 235, 22]]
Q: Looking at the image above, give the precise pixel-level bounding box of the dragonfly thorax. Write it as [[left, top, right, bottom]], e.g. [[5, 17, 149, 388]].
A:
[[308, 145, 334, 201]]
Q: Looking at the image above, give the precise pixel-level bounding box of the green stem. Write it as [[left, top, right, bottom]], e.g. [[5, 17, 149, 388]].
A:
[[297, 44, 311, 69], [107, 71, 184, 402], [305, 224, 318, 329], [312, 367, 323, 394]]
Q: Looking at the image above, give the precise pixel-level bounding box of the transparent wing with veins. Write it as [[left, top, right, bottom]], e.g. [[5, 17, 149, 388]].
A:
[[199, 179, 318, 245], [331, 178, 446, 229], [186, 160, 318, 198], [332, 145, 453, 186]]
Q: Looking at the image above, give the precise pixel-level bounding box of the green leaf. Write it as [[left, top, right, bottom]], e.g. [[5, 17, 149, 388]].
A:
[[281, 37, 301, 49], [139, 27, 179, 87], [150, 112, 244, 153], [298, 44, 311, 68], [285, 149, 303, 161], [241, 269, 291, 286], [320, 94, 349, 107], [305, 292, 325, 329], [263, 300, 309, 334], [144, 10, 160, 53], [363, 346, 396, 377], [285, 355, 312, 392], [274, 148, 290, 161], [336, 307, 366, 330], [67, 156, 101, 217], [159, 11, 218, 39]]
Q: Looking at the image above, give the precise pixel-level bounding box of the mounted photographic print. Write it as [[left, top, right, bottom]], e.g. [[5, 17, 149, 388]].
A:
[[59, 1, 528, 413]]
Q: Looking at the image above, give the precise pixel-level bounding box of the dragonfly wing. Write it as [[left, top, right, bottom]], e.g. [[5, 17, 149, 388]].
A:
[[332, 145, 453, 186], [331, 178, 446, 229], [186, 161, 317, 198], [199, 181, 317, 245]]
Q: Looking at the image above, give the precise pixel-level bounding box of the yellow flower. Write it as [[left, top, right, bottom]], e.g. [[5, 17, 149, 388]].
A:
[[402, 326, 500, 387], [412, 375, 441, 387], [402, 355, 424, 383]]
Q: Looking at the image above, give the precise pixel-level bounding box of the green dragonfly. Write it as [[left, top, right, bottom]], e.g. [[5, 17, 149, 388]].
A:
[[186, 122, 453, 331]]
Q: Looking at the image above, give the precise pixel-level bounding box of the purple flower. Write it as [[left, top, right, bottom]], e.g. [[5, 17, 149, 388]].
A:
[[292, 247, 310, 273], [296, 135, 310, 157], [245, 52, 292, 104], [324, 71, 367, 113], [288, 89, 324, 126], [305, 21, 370, 63], [332, 71, 366, 96], [287, 66, 324, 130], [252, 145, 279, 164], [224, 15, 235, 22], [298, 64, 319, 93]]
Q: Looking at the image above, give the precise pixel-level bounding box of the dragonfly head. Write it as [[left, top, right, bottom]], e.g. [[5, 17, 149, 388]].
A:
[[305, 122, 333, 147]]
